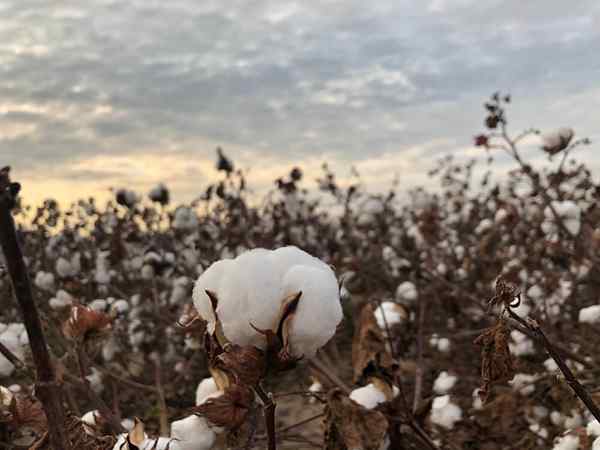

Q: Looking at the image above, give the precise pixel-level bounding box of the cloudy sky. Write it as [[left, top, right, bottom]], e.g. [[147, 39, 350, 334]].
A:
[[1, 0, 599, 207]]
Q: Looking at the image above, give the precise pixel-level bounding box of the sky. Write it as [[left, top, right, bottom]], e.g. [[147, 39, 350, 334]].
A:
[[1, 0, 600, 207]]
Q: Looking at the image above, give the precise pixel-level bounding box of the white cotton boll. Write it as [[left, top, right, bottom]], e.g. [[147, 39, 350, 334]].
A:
[[436, 263, 447, 275], [170, 277, 189, 305], [529, 423, 548, 439], [433, 371, 457, 394], [511, 297, 531, 318], [564, 410, 583, 429], [86, 368, 104, 394], [588, 420, 600, 437], [0, 329, 24, 377], [349, 383, 388, 410], [475, 218, 493, 234], [1, 386, 13, 407], [34, 271, 55, 292], [552, 434, 579, 450], [436, 337, 451, 353], [81, 410, 100, 435], [579, 305, 600, 324], [102, 337, 119, 362], [121, 418, 135, 431], [472, 389, 483, 410], [49, 290, 74, 310], [141, 264, 155, 280], [374, 302, 407, 333], [170, 415, 216, 450], [594, 437, 600, 450], [509, 373, 537, 396], [141, 437, 181, 450], [195, 377, 223, 406], [495, 209, 508, 223], [56, 254, 80, 278], [430, 395, 462, 430], [95, 251, 111, 285], [551, 411, 565, 427], [111, 299, 129, 314], [509, 330, 535, 356], [193, 247, 342, 358], [541, 127, 574, 153], [395, 281, 417, 303], [89, 299, 108, 312], [544, 358, 559, 372], [173, 206, 199, 231]]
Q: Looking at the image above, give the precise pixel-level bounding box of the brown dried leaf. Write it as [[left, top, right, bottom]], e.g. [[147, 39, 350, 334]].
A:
[[62, 305, 113, 341], [193, 385, 254, 430], [474, 318, 515, 403], [488, 276, 520, 309], [352, 303, 396, 383], [216, 344, 266, 387], [324, 388, 389, 450]]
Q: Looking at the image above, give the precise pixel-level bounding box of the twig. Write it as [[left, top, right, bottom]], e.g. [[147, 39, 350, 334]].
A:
[[507, 308, 600, 422], [0, 168, 71, 450], [154, 360, 169, 436], [255, 384, 277, 450], [413, 289, 426, 414]]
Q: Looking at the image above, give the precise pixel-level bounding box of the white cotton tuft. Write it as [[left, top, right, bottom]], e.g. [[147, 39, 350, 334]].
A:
[[395, 281, 417, 303], [349, 383, 388, 410], [373, 302, 407, 335], [509, 373, 537, 396], [433, 371, 457, 394], [579, 305, 600, 324], [195, 377, 223, 406], [552, 434, 579, 450], [430, 395, 462, 430], [594, 437, 600, 450], [192, 246, 342, 358], [170, 415, 216, 450], [49, 290, 74, 310], [34, 271, 55, 292], [81, 410, 100, 435], [541, 127, 574, 153], [588, 419, 600, 437]]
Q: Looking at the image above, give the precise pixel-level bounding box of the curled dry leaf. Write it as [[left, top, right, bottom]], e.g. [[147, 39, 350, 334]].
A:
[[474, 318, 514, 403], [324, 388, 389, 450], [193, 384, 254, 430], [352, 303, 396, 383], [216, 344, 266, 387], [488, 276, 520, 309], [62, 304, 113, 341]]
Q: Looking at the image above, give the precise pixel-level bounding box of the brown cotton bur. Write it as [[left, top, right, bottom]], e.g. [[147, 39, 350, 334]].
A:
[[0, 394, 47, 440], [352, 303, 396, 384], [474, 319, 515, 403], [194, 385, 254, 430], [324, 388, 389, 450], [216, 344, 266, 387], [62, 304, 113, 341], [250, 291, 304, 373]]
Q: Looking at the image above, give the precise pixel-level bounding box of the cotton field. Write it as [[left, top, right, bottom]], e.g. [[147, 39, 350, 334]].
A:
[[2, 94, 600, 449]]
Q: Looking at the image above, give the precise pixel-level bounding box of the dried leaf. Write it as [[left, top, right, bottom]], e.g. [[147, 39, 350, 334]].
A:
[[324, 388, 389, 450], [216, 344, 266, 387], [352, 303, 396, 383], [488, 276, 520, 309], [62, 305, 113, 341], [193, 385, 254, 430], [474, 319, 515, 402]]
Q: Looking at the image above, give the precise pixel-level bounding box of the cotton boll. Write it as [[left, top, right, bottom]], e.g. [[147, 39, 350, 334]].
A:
[[373, 302, 407, 334], [475, 218, 493, 234], [195, 377, 223, 406], [594, 437, 600, 450], [509, 373, 537, 396], [395, 281, 417, 303], [81, 410, 100, 435], [436, 337, 451, 353], [509, 330, 534, 356], [0, 327, 25, 377], [552, 434, 579, 450], [121, 418, 135, 431], [111, 299, 130, 315], [430, 395, 462, 430], [173, 206, 199, 231], [170, 277, 189, 305], [86, 368, 104, 394], [433, 371, 457, 394], [544, 358, 559, 372], [564, 410, 583, 429], [472, 389, 483, 410], [193, 247, 342, 358], [349, 383, 388, 410], [0, 386, 13, 407], [49, 290, 74, 310], [579, 305, 600, 324], [541, 127, 574, 154], [170, 415, 216, 450], [34, 271, 55, 292]]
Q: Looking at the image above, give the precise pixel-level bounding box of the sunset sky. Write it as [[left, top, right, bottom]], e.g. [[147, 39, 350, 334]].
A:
[[2, 1, 600, 207]]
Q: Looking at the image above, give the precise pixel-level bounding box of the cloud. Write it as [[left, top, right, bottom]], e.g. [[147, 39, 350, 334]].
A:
[[0, 0, 598, 206]]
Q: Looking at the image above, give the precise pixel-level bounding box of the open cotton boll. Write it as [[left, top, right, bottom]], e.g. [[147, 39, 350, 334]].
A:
[[541, 127, 574, 153], [173, 206, 199, 231], [349, 383, 388, 410], [552, 434, 579, 450], [170, 415, 216, 450], [588, 419, 600, 437], [0, 386, 13, 407], [0, 326, 26, 377], [433, 371, 457, 394], [430, 395, 462, 430], [395, 281, 417, 303], [81, 410, 100, 435], [510, 373, 537, 396], [34, 271, 55, 292], [594, 437, 600, 450], [579, 305, 600, 324], [193, 246, 342, 357], [374, 302, 407, 333], [195, 377, 223, 406], [49, 290, 73, 310]]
